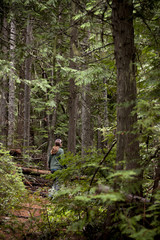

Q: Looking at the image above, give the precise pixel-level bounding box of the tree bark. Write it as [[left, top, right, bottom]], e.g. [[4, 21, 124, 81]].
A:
[[20, 167, 50, 176], [17, 68, 25, 147], [81, 84, 92, 156], [47, 97, 58, 156], [0, 12, 8, 147], [24, 16, 32, 148], [100, 77, 110, 149], [47, 35, 59, 165], [47, 8, 63, 159], [151, 159, 160, 202], [103, 78, 109, 129], [97, 116, 103, 149], [112, 0, 140, 170], [67, 2, 78, 154], [8, 16, 16, 148]]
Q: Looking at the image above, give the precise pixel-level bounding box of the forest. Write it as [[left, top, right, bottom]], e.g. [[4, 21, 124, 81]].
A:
[[0, 0, 160, 239]]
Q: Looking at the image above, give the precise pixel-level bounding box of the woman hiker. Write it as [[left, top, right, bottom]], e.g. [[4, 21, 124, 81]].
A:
[[48, 139, 64, 192]]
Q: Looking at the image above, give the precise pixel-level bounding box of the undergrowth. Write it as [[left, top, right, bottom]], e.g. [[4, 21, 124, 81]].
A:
[[0, 145, 159, 240], [42, 147, 160, 240]]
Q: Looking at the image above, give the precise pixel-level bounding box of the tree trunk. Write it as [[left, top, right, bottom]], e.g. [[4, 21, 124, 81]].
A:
[[112, 0, 140, 170], [67, 2, 78, 154], [47, 97, 58, 156], [101, 77, 110, 149], [47, 35, 59, 164], [81, 84, 92, 156], [20, 166, 50, 176], [97, 116, 103, 149], [103, 78, 109, 129], [47, 7, 63, 159], [0, 13, 8, 147], [8, 16, 16, 148], [24, 16, 32, 148], [17, 68, 25, 147], [151, 159, 160, 202]]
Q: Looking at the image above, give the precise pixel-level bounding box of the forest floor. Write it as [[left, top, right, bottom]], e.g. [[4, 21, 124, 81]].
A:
[[0, 190, 83, 240], [0, 165, 56, 240], [0, 162, 84, 240], [0, 188, 51, 240]]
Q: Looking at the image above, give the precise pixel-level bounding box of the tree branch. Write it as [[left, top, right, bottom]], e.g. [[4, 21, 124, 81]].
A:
[[82, 43, 113, 57], [90, 140, 117, 187]]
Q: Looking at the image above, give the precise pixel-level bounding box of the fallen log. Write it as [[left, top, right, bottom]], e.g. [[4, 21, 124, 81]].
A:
[[19, 166, 50, 176]]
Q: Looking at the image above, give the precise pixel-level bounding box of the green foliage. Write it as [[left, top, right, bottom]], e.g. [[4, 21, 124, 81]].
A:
[[98, 124, 116, 145], [119, 190, 160, 240], [42, 146, 160, 239], [0, 59, 20, 83], [0, 146, 27, 216]]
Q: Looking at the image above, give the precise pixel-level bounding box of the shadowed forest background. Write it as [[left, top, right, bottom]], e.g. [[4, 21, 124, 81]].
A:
[[0, 0, 160, 239]]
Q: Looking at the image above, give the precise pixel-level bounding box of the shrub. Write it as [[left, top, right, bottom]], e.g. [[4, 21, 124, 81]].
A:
[[0, 146, 27, 216]]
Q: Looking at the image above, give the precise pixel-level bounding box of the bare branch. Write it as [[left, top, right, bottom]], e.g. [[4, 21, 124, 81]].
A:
[[90, 140, 117, 187]]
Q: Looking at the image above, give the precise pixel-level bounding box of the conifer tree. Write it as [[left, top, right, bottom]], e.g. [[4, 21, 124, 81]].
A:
[[112, 0, 140, 172], [8, 11, 16, 147]]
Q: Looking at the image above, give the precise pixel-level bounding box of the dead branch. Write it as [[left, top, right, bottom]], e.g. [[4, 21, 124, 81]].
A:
[[90, 140, 117, 186]]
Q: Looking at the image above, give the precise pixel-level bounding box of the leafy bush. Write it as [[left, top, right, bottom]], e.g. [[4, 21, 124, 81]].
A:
[[0, 146, 27, 216]]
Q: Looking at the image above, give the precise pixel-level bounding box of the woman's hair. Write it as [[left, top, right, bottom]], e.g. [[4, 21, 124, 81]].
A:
[[51, 146, 59, 155], [50, 139, 62, 155]]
